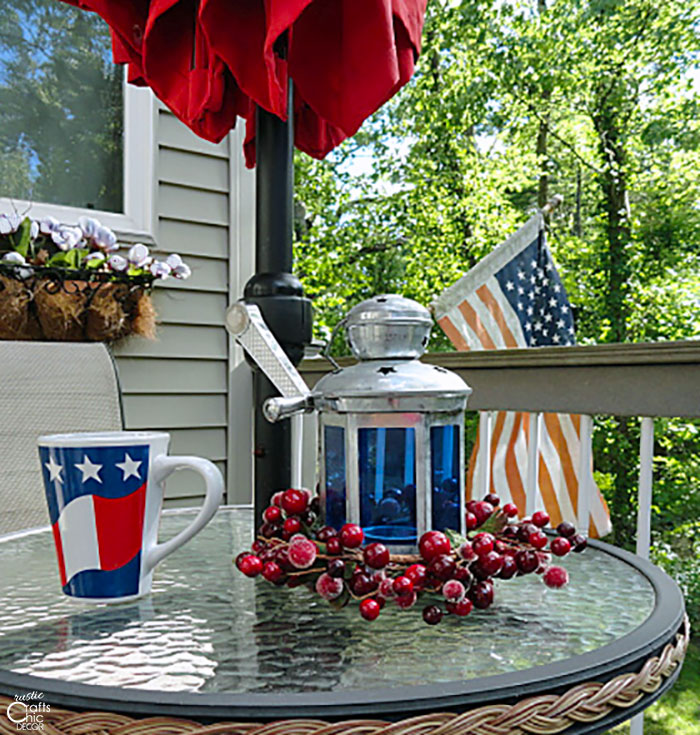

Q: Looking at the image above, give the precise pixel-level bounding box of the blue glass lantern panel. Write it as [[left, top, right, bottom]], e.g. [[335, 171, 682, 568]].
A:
[[324, 425, 346, 530], [358, 427, 416, 545], [430, 425, 461, 532]]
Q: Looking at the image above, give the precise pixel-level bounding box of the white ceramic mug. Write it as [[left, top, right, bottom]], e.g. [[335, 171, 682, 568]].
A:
[[37, 431, 224, 602]]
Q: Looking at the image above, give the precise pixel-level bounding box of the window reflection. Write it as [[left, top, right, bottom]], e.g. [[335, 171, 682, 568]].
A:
[[430, 425, 461, 532]]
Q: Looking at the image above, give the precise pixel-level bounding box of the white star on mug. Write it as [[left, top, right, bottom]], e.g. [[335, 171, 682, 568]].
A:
[[116, 453, 142, 480], [45, 457, 63, 484], [75, 455, 103, 484]]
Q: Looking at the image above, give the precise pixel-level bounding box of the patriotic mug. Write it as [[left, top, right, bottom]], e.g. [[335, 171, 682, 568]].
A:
[[37, 431, 224, 603]]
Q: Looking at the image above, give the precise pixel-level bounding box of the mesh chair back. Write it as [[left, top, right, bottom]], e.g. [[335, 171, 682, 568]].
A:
[[0, 342, 123, 534]]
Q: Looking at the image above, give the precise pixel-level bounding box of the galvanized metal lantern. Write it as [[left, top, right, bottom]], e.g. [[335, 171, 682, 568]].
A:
[[226, 295, 472, 551]]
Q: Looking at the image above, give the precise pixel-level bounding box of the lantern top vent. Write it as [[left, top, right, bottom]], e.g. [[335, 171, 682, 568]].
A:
[[345, 295, 433, 360]]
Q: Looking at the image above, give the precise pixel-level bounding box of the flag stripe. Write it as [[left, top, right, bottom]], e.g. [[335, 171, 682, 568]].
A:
[[505, 413, 527, 511], [537, 454, 564, 528], [51, 522, 67, 587], [458, 300, 497, 349], [437, 315, 470, 352], [543, 413, 579, 512], [489, 412, 507, 494], [476, 284, 519, 348]]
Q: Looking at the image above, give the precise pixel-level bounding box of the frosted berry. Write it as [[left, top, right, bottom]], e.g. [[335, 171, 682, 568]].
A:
[[423, 605, 443, 625], [571, 534, 588, 552], [532, 510, 550, 528], [288, 537, 318, 569], [419, 531, 451, 561], [502, 503, 519, 517], [557, 521, 576, 538], [550, 537, 572, 556], [238, 554, 263, 577], [472, 533, 495, 557], [459, 541, 476, 561], [447, 598, 473, 616], [262, 560, 284, 583], [264, 506, 282, 523], [543, 566, 569, 588], [281, 488, 308, 515], [395, 591, 417, 609], [379, 577, 396, 598], [442, 579, 466, 603], [473, 501, 494, 526], [326, 537, 342, 555], [316, 572, 344, 600], [327, 559, 345, 578], [393, 576, 414, 598], [529, 531, 548, 550], [363, 542, 390, 569], [465, 512, 478, 530], [340, 523, 364, 548], [405, 563, 427, 590], [359, 598, 381, 621]]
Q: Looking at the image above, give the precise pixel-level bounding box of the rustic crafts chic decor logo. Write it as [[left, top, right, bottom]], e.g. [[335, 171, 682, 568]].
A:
[[6, 692, 50, 730]]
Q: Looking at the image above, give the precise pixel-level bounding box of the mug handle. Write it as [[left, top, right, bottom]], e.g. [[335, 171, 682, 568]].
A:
[[144, 455, 224, 573]]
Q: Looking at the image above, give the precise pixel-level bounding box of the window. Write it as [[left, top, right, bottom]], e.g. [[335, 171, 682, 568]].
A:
[[0, 1, 155, 240]]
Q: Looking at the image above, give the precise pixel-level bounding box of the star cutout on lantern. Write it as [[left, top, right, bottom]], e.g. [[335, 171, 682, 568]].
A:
[[117, 453, 142, 480], [45, 457, 63, 484], [75, 455, 103, 483]]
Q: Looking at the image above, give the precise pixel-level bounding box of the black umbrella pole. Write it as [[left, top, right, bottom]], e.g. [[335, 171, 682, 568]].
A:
[[244, 84, 312, 525]]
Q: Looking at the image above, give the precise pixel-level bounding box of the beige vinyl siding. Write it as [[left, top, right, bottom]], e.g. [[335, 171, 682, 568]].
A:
[[114, 107, 233, 507]]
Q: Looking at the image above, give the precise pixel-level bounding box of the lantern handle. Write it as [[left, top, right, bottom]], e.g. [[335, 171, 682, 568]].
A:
[[321, 318, 347, 371]]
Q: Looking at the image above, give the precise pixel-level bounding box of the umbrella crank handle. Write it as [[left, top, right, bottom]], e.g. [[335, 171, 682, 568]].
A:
[[263, 395, 315, 423]]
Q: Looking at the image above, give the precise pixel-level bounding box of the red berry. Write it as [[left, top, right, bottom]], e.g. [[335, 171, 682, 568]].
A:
[[472, 533, 495, 557], [262, 560, 284, 582], [516, 549, 539, 574], [483, 493, 500, 507], [340, 523, 364, 549], [238, 554, 263, 577], [351, 573, 377, 596], [550, 537, 571, 556], [474, 551, 503, 578], [363, 542, 390, 569], [442, 579, 466, 602], [465, 512, 478, 530], [378, 577, 396, 598], [393, 576, 414, 597], [264, 506, 282, 523], [502, 503, 519, 517], [543, 566, 569, 588], [518, 523, 539, 542], [532, 510, 550, 528], [459, 541, 476, 561], [469, 581, 494, 609], [498, 556, 518, 579], [316, 572, 344, 600], [326, 537, 342, 555], [359, 598, 381, 621], [422, 605, 443, 625], [571, 534, 588, 552], [271, 491, 284, 507], [454, 565, 473, 585], [557, 521, 576, 538], [419, 531, 451, 561], [281, 488, 308, 515], [473, 501, 494, 526], [503, 524, 519, 538], [288, 537, 318, 569], [395, 590, 417, 609], [529, 531, 548, 550], [428, 554, 456, 581], [466, 500, 478, 514], [447, 598, 473, 616], [327, 559, 345, 578], [283, 517, 302, 535], [405, 563, 427, 590], [251, 540, 267, 554], [317, 526, 337, 542], [261, 522, 281, 539]]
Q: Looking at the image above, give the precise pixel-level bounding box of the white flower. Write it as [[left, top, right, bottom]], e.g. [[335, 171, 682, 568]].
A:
[[107, 255, 128, 272], [29, 220, 39, 240], [128, 243, 151, 268], [0, 213, 21, 235], [84, 252, 106, 263], [2, 252, 26, 264], [40, 216, 60, 235], [149, 261, 172, 279], [78, 216, 100, 239], [172, 263, 191, 279], [165, 253, 183, 269], [94, 226, 118, 252], [51, 226, 83, 251]]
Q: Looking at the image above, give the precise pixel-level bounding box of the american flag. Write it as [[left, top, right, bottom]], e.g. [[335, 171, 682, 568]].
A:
[[432, 213, 611, 537]]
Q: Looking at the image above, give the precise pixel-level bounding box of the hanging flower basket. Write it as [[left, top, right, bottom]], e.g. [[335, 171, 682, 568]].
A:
[[0, 213, 190, 343]]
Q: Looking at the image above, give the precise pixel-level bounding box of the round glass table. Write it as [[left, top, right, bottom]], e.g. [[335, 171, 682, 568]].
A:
[[0, 507, 687, 734]]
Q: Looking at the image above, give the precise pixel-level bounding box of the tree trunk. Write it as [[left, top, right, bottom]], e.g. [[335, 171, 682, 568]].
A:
[[536, 0, 551, 212]]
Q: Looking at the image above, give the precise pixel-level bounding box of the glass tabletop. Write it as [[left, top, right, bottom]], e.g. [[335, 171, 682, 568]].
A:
[[0, 507, 655, 695]]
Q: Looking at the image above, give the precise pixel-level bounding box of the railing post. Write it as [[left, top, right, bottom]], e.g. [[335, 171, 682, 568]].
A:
[[479, 411, 493, 498], [577, 414, 593, 534], [291, 413, 303, 489], [526, 412, 541, 516]]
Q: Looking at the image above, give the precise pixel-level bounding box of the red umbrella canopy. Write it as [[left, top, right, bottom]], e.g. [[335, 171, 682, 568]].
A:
[[60, 0, 428, 167]]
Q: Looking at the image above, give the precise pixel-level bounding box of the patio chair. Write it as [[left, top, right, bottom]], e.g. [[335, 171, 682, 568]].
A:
[[0, 341, 123, 535]]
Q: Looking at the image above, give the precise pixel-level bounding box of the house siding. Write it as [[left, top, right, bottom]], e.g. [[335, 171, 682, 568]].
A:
[[113, 105, 253, 507]]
